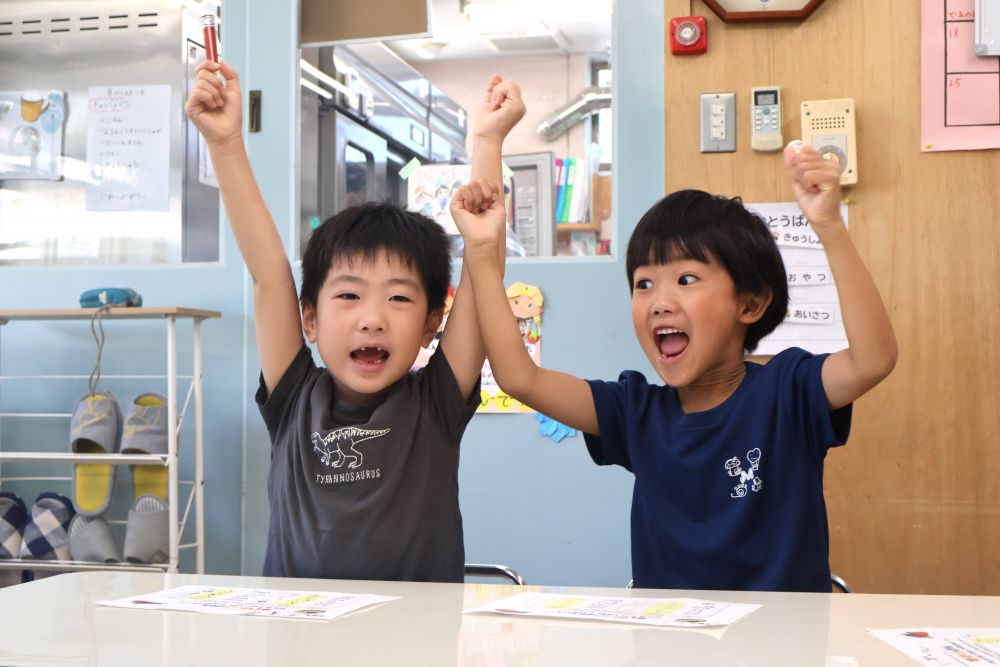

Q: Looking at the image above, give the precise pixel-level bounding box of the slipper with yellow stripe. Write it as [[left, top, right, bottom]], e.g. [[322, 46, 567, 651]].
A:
[[70, 392, 122, 517], [120, 393, 169, 502]]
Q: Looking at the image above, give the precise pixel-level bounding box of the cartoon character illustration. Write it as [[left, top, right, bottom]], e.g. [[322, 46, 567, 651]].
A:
[[412, 186, 434, 217], [311, 426, 390, 470], [434, 181, 451, 212], [507, 283, 543, 345], [725, 448, 763, 498]]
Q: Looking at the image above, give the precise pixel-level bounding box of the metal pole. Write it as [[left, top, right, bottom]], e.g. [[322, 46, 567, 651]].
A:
[[166, 316, 179, 573], [193, 319, 205, 574]]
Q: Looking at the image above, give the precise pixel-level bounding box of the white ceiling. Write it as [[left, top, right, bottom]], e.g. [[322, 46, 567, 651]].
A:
[[387, 0, 613, 63]]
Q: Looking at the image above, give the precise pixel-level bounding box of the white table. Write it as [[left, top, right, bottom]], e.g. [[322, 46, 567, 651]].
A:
[[0, 571, 996, 665]]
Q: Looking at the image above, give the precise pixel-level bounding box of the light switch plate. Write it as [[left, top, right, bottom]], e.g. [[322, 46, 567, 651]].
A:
[[700, 92, 736, 152]]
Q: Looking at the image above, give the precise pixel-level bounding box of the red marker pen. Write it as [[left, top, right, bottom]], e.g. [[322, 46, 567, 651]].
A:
[[202, 14, 219, 63]]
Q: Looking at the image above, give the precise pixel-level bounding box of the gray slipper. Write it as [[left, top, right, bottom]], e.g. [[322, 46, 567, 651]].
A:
[[120, 393, 169, 501], [70, 392, 122, 517], [123, 494, 168, 565], [68, 515, 119, 563]]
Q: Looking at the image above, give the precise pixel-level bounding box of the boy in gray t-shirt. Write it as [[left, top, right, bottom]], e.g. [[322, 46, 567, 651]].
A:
[[186, 62, 525, 581]]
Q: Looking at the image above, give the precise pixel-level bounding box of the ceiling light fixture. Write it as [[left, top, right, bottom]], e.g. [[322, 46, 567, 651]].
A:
[[412, 40, 448, 60]]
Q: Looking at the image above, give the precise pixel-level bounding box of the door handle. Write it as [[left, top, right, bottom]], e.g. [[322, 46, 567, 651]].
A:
[[249, 90, 261, 133]]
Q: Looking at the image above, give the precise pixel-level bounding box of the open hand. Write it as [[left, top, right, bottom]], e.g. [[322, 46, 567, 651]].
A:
[[184, 60, 243, 148], [473, 74, 526, 143], [783, 141, 844, 228], [450, 179, 506, 254]]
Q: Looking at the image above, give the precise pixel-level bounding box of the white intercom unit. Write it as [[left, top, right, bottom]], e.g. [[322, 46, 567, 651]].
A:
[[750, 86, 783, 151], [800, 98, 858, 186]]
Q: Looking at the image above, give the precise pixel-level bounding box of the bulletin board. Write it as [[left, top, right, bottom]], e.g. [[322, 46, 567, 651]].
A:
[[664, 0, 1000, 594]]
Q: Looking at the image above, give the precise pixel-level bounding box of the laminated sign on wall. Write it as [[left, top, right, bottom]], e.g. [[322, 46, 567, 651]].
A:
[[747, 202, 849, 356], [921, 0, 1000, 151], [86, 85, 172, 212]]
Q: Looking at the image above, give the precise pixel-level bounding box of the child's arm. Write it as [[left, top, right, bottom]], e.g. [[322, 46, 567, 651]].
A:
[[185, 61, 303, 393], [450, 190, 600, 435], [784, 142, 898, 410], [438, 75, 524, 399]]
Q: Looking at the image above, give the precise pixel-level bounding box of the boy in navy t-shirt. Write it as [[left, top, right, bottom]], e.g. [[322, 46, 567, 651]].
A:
[[452, 141, 897, 591]]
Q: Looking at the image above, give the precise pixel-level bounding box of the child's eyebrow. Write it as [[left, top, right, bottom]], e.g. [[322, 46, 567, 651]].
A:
[[384, 277, 420, 290], [327, 274, 367, 287]]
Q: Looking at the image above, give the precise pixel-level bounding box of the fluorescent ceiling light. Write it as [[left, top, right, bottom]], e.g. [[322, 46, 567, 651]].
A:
[[412, 41, 448, 59], [299, 59, 351, 96], [299, 78, 333, 100]]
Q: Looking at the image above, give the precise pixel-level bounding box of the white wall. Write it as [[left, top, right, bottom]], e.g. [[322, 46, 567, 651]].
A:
[[414, 54, 603, 253], [413, 54, 591, 160]]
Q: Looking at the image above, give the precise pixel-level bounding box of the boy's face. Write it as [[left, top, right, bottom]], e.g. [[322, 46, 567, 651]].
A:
[[630, 256, 764, 388], [302, 251, 443, 406]]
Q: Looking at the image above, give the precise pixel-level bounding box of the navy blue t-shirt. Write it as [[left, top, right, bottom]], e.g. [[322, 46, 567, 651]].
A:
[[584, 347, 852, 592]]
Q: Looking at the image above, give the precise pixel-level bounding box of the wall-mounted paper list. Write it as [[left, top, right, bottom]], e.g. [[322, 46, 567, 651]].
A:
[[746, 202, 849, 356], [86, 85, 171, 212]]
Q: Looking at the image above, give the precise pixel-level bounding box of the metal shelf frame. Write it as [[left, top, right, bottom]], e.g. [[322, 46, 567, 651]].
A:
[[0, 307, 220, 574]]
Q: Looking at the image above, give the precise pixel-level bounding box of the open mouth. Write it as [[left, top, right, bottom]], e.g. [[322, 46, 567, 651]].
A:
[[655, 327, 689, 361], [350, 345, 390, 367]]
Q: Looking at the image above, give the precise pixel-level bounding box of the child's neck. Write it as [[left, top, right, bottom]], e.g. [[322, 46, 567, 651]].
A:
[[332, 377, 388, 409], [676, 360, 747, 413]]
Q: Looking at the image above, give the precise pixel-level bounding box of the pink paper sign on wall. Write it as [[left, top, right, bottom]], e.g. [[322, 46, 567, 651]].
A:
[[921, 0, 1000, 151]]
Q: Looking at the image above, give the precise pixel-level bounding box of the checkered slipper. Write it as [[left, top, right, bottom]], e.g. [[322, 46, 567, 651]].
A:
[[19, 492, 75, 561], [0, 491, 28, 560]]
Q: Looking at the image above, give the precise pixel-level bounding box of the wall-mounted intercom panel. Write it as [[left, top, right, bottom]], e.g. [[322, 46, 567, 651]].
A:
[[800, 98, 858, 186]]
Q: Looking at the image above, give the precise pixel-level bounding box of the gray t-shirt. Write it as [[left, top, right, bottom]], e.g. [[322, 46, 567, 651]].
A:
[[256, 343, 479, 582]]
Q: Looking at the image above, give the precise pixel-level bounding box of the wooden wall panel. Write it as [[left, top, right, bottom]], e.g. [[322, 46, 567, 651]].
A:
[[663, 0, 999, 594]]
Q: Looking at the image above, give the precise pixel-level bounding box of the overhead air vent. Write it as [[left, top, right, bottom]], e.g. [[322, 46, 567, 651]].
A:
[[0, 12, 160, 37], [482, 29, 569, 53]]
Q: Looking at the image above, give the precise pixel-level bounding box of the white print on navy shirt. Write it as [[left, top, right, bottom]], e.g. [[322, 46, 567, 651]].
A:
[[724, 448, 763, 498], [311, 426, 390, 486]]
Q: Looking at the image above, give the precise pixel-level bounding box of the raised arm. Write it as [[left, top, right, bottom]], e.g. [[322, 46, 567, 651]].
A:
[[450, 191, 599, 435], [438, 75, 524, 399], [784, 142, 898, 410], [185, 61, 303, 392]]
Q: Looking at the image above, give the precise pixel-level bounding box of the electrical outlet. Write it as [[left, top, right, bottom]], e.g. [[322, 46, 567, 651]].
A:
[[700, 92, 735, 152]]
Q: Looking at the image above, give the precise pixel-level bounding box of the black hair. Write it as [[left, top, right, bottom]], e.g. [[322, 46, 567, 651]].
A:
[[625, 189, 788, 353], [300, 202, 451, 313]]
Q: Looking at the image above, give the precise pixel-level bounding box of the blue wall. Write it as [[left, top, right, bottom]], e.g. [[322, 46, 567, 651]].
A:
[[0, 0, 664, 587]]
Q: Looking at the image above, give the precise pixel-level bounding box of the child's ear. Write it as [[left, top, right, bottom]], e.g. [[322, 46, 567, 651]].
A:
[[421, 306, 445, 347], [301, 302, 318, 343], [738, 291, 773, 325]]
